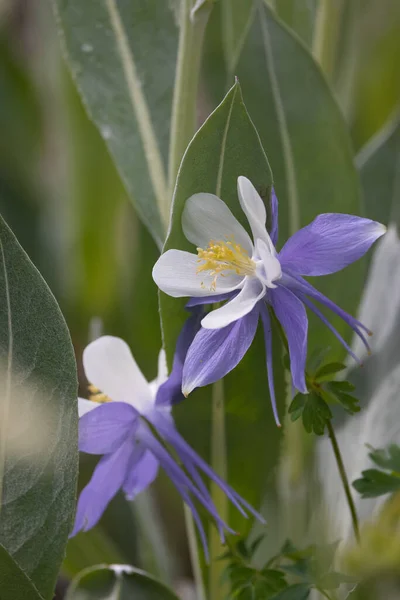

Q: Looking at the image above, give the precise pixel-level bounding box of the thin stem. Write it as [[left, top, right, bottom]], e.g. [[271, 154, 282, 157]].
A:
[[209, 377, 229, 599], [184, 504, 206, 600], [168, 0, 212, 195], [326, 420, 360, 542], [312, 0, 344, 78]]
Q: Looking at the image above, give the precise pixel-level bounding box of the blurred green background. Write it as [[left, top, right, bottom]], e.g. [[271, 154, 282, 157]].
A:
[[1, 0, 399, 597]]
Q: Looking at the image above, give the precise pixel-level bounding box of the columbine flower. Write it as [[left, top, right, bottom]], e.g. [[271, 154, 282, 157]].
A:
[[72, 333, 263, 556], [153, 176, 386, 425]]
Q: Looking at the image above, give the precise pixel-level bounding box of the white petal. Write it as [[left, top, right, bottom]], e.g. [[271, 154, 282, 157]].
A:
[[78, 397, 100, 418], [237, 176, 270, 245], [152, 249, 244, 297], [182, 192, 253, 254], [201, 277, 265, 329], [83, 336, 152, 410], [255, 238, 282, 288]]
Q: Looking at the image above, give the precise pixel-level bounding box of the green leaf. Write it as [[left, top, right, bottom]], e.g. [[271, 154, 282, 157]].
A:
[[274, 0, 316, 47], [160, 80, 285, 531], [353, 469, 400, 498], [0, 544, 45, 600], [369, 444, 400, 473], [234, 2, 363, 359], [314, 362, 346, 381], [270, 583, 310, 600], [66, 564, 180, 600], [52, 0, 178, 245], [221, 0, 254, 74], [323, 381, 360, 415], [289, 393, 331, 435], [0, 216, 78, 599], [357, 114, 400, 227]]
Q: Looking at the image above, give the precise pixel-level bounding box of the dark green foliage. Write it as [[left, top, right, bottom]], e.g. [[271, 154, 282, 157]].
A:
[[353, 444, 400, 498]]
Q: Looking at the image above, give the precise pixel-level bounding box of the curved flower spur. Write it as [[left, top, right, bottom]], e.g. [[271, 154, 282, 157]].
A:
[[71, 334, 263, 557], [152, 176, 386, 426]]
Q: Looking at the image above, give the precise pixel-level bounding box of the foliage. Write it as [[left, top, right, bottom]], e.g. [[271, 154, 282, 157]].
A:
[[353, 445, 400, 498]]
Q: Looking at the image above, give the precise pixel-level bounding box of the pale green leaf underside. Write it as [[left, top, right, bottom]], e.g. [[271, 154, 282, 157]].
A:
[[0, 215, 78, 599]]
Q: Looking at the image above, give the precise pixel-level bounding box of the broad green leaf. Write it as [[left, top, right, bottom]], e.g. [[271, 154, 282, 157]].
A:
[[66, 564, 180, 600], [0, 216, 78, 599], [356, 114, 400, 227], [221, 0, 254, 74], [231, 2, 363, 359], [274, 0, 316, 47], [160, 81, 286, 531], [270, 583, 310, 600], [0, 544, 45, 600], [51, 0, 178, 246]]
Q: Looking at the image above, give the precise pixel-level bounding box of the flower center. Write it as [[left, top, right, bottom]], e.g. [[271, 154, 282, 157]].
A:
[[88, 383, 111, 404], [196, 238, 255, 290]]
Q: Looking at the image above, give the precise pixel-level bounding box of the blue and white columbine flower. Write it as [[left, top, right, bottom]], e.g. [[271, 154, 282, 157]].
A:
[[72, 334, 263, 556], [153, 176, 386, 425]]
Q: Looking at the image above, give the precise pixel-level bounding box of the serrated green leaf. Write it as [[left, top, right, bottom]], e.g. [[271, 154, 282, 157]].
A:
[[159, 80, 285, 532], [288, 393, 306, 422], [0, 544, 45, 600], [314, 362, 346, 381], [302, 394, 332, 435], [52, 0, 178, 245], [270, 583, 310, 600], [369, 444, 400, 473], [66, 564, 180, 600], [327, 380, 356, 393], [353, 469, 400, 498], [0, 216, 78, 599]]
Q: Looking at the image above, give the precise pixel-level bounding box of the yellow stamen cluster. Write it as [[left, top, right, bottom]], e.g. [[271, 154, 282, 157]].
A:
[[88, 383, 111, 404], [197, 238, 255, 290]]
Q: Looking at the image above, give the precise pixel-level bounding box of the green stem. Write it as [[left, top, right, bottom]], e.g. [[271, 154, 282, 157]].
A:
[[168, 0, 212, 194], [184, 504, 206, 600], [209, 377, 229, 599], [326, 419, 360, 542], [312, 0, 344, 78]]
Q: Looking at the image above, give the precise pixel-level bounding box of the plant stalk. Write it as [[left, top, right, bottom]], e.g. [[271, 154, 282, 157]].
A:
[[326, 419, 360, 542], [209, 377, 229, 599], [168, 0, 212, 197], [184, 504, 206, 600]]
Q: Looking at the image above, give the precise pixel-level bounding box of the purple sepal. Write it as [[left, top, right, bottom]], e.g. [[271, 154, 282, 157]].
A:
[[279, 213, 385, 276], [79, 402, 138, 454], [269, 285, 308, 394], [182, 306, 260, 394]]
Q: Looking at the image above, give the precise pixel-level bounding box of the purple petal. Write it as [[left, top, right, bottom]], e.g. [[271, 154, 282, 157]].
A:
[[79, 402, 138, 455], [156, 311, 202, 407], [282, 271, 371, 351], [182, 307, 259, 395], [123, 450, 159, 500], [270, 187, 278, 246], [279, 214, 386, 276], [259, 304, 281, 426], [71, 438, 136, 536], [269, 286, 308, 394]]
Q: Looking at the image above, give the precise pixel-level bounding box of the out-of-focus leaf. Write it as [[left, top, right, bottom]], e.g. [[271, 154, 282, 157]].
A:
[[160, 81, 285, 532], [52, 0, 178, 246], [0, 216, 78, 599], [221, 0, 254, 74], [356, 114, 400, 226], [232, 2, 363, 359], [65, 564, 180, 600], [0, 544, 45, 600], [314, 362, 346, 381], [353, 469, 400, 499], [274, 0, 316, 47], [369, 444, 400, 473], [270, 583, 310, 600]]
